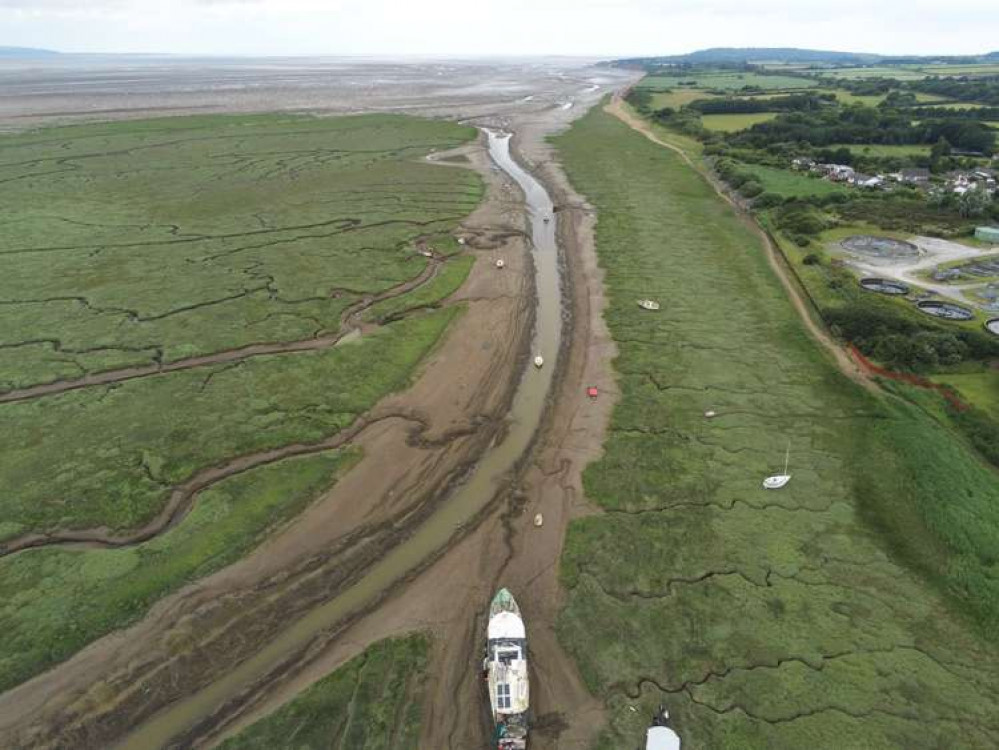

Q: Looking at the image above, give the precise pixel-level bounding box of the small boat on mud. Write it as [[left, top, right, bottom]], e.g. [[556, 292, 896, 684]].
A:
[[496, 259, 506, 269], [763, 443, 792, 490], [485, 588, 530, 750], [533, 355, 544, 368]]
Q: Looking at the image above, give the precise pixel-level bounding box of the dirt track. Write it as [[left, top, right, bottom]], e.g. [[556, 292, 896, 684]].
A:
[[0, 73, 635, 749]]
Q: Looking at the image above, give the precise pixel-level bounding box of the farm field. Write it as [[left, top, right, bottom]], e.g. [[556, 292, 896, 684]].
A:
[[826, 142, 931, 157], [819, 66, 928, 80], [829, 88, 886, 106], [918, 63, 999, 76], [0, 113, 484, 689], [638, 73, 816, 91], [553, 104, 999, 748], [649, 89, 716, 110], [920, 101, 993, 111], [218, 635, 428, 750], [700, 112, 777, 132], [744, 163, 850, 197]]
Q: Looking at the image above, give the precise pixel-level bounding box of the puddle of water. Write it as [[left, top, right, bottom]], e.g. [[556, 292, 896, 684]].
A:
[[113, 129, 563, 750]]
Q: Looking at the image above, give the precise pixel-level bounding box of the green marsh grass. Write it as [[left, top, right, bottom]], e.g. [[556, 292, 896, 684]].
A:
[[553, 105, 999, 748], [218, 635, 428, 750]]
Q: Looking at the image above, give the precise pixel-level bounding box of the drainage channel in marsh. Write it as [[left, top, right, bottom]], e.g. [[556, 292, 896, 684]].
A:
[[113, 128, 563, 750]]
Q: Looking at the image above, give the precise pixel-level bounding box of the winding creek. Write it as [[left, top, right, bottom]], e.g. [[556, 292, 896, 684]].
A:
[[113, 128, 564, 749]]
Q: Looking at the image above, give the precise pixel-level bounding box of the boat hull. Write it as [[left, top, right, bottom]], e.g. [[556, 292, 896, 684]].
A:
[[486, 589, 529, 749]]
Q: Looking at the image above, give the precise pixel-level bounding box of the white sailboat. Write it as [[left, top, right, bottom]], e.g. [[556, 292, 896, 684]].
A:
[[763, 443, 791, 490], [485, 588, 530, 750]]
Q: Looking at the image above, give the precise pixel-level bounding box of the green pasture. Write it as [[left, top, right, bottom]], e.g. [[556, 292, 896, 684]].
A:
[[649, 90, 716, 110], [819, 67, 928, 80], [553, 105, 999, 748], [931, 371, 999, 418], [700, 113, 777, 132], [638, 73, 816, 92], [827, 142, 931, 157], [744, 163, 850, 198]]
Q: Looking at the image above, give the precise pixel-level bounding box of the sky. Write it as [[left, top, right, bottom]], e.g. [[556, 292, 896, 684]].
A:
[[1, 0, 997, 58]]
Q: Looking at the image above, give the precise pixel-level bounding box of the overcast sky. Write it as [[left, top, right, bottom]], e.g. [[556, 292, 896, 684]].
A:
[[2, 0, 997, 58]]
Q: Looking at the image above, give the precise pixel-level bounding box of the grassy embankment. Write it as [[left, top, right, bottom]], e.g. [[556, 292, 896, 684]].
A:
[[0, 114, 482, 690], [554, 105, 999, 748], [218, 635, 428, 750]]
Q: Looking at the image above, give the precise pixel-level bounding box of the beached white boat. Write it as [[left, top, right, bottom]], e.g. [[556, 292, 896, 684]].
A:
[[485, 588, 530, 750], [496, 259, 506, 269], [645, 705, 682, 750], [533, 355, 544, 368], [637, 299, 661, 311], [763, 444, 791, 490]]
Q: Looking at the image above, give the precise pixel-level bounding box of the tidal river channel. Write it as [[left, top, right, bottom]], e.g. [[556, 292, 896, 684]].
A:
[[114, 128, 565, 749]]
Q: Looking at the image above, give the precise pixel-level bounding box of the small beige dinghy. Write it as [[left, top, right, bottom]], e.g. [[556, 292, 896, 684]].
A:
[[533, 355, 544, 368], [763, 444, 791, 490], [533, 513, 544, 527], [496, 259, 506, 269], [637, 299, 661, 311]]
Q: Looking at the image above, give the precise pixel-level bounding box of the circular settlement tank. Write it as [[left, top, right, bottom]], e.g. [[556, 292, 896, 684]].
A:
[[841, 235, 919, 260], [859, 277, 909, 295], [985, 318, 999, 336], [917, 300, 974, 321]]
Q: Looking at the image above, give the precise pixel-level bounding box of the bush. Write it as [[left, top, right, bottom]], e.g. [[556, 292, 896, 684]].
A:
[[752, 192, 784, 209], [824, 301, 999, 371], [739, 180, 764, 198], [802, 252, 822, 265], [774, 202, 828, 235]]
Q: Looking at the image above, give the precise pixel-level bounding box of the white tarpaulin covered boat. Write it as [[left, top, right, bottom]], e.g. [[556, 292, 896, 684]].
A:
[[485, 588, 530, 750], [645, 705, 681, 750]]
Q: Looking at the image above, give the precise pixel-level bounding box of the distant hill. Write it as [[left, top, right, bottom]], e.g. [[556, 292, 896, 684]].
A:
[[648, 47, 878, 65], [0, 46, 60, 58], [613, 47, 999, 68]]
